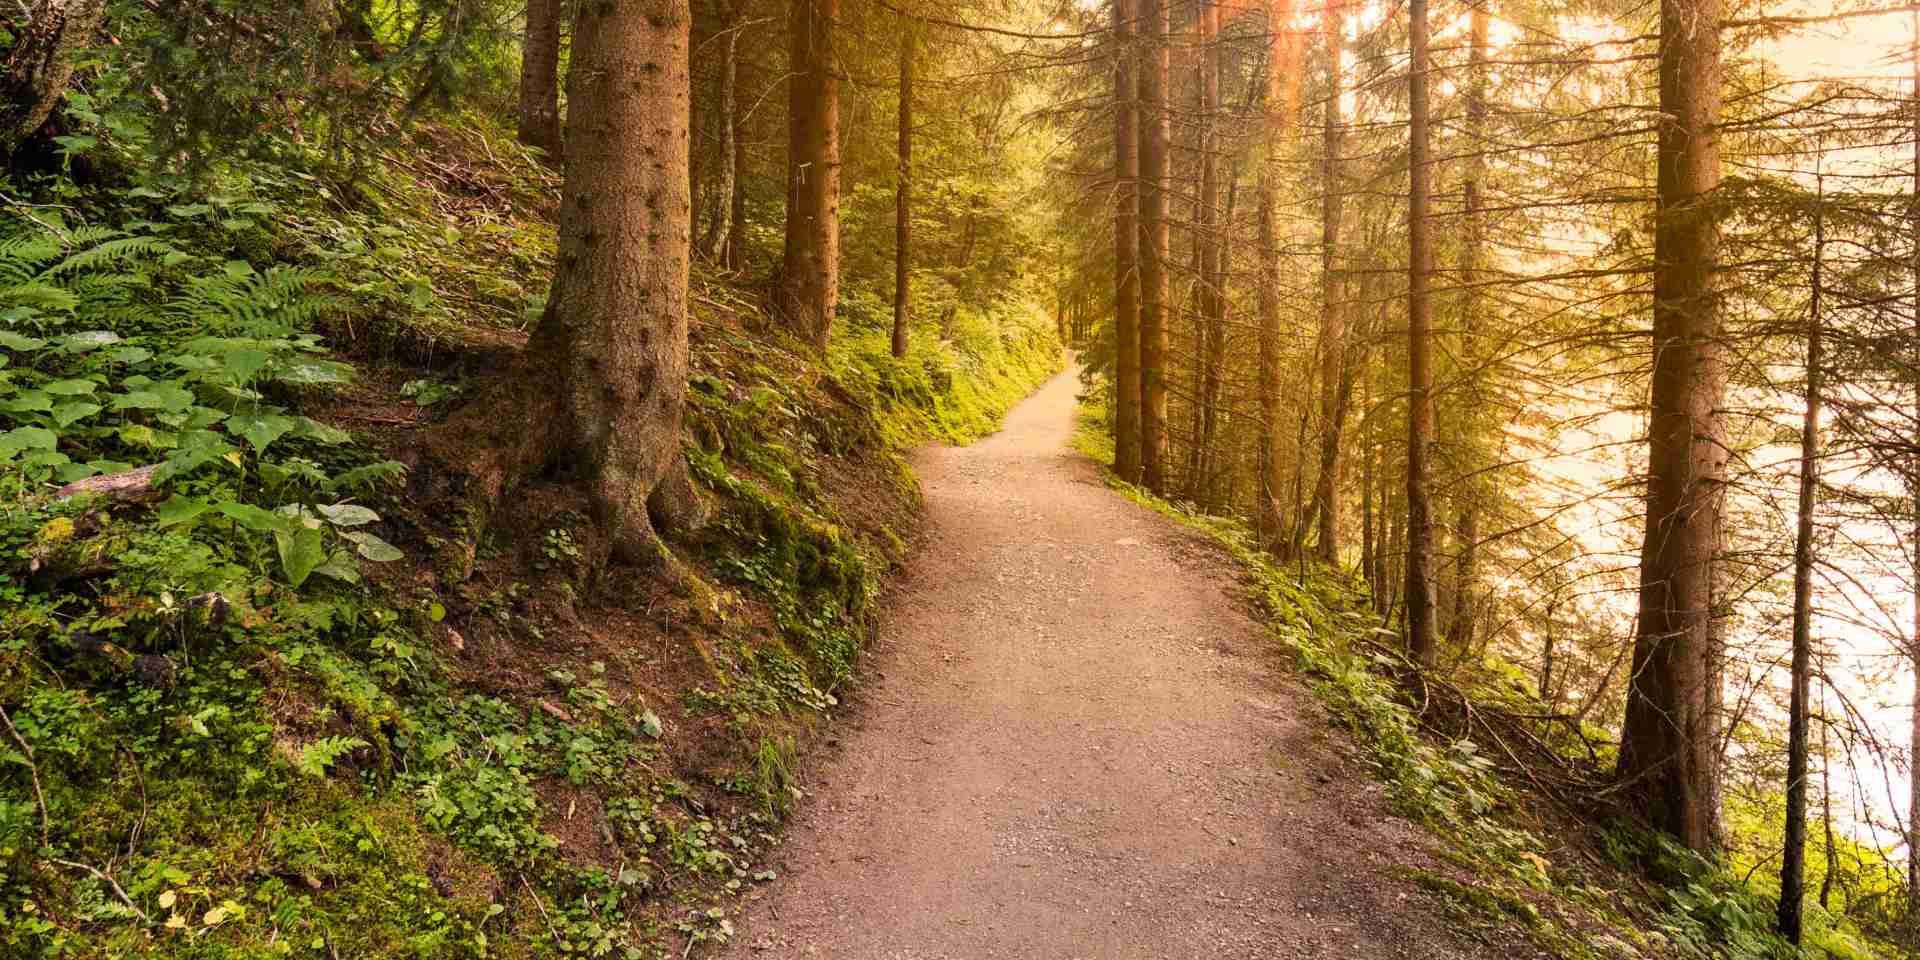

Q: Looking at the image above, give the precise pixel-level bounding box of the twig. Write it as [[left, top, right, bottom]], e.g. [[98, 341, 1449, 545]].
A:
[[0, 703, 49, 850], [52, 859, 150, 924], [520, 874, 564, 948]]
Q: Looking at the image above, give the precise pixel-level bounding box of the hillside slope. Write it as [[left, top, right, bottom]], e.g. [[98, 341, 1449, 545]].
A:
[[0, 118, 1059, 958]]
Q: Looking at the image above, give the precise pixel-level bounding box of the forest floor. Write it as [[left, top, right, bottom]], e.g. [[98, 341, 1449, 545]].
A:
[[714, 364, 1543, 959]]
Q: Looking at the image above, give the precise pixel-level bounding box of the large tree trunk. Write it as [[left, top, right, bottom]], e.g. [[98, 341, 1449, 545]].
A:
[[1404, 0, 1438, 668], [1112, 0, 1143, 484], [0, 0, 106, 159], [699, 2, 740, 260], [1137, 0, 1170, 493], [1256, 0, 1300, 542], [780, 0, 841, 350], [1447, 0, 1491, 646], [891, 29, 914, 359], [1617, 0, 1726, 854], [725, 85, 748, 271], [1309, 0, 1347, 565], [429, 0, 703, 584], [1777, 167, 1823, 946]]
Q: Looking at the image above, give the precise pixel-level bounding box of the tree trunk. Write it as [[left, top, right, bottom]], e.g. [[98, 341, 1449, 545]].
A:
[[434, 0, 703, 580], [1192, 0, 1224, 503], [1309, 0, 1347, 565], [1404, 0, 1438, 668], [0, 0, 106, 159], [780, 0, 841, 350], [891, 29, 913, 359], [1447, 0, 1491, 647], [725, 87, 747, 271], [1908, 13, 1920, 928], [1617, 0, 1726, 854], [1777, 169, 1822, 945], [1112, 0, 1143, 484], [1256, 0, 1300, 541], [699, 3, 740, 260], [1137, 0, 1171, 494]]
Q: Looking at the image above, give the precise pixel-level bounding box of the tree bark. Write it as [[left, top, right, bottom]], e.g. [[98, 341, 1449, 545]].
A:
[[891, 29, 914, 359], [1404, 0, 1438, 668], [1256, 0, 1300, 541], [1617, 0, 1726, 854], [0, 0, 106, 159], [699, 2, 740, 260], [1309, 0, 1347, 565], [1137, 0, 1171, 494], [725, 85, 748, 271], [1192, 0, 1224, 503], [1447, 0, 1491, 646], [780, 0, 841, 350], [1112, 0, 1143, 484], [1777, 166, 1823, 946], [1908, 12, 1920, 928]]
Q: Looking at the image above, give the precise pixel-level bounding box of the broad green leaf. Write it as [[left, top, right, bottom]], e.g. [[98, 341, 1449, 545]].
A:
[[342, 530, 402, 562], [316, 503, 379, 527], [294, 417, 351, 444], [112, 383, 194, 413], [42, 378, 96, 396], [5, 390, 51, 412], [276, 360, 355, 387], [273, 526, 326, 587], [165, 203, 211, 218], [118, 424, 174, 449], [50, 401, 101, 428], [107, 346, 152, 364], [57, 331, 122, 352], [216, 500, 285, 532], [53, 461, 98, 483], [228, 413, 295, 454], [0, 427, 57, 455], [0, 332, 47, 351], [312, 550, 362, 584], [220, 348, 271, 386], [155, 495, 212, 527]]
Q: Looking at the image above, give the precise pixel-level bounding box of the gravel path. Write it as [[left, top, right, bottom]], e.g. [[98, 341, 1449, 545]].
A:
[[720, 365, 1524, 959]]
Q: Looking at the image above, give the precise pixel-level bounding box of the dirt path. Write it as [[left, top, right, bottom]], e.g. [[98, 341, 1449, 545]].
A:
[[720, 366, 1532, 959]]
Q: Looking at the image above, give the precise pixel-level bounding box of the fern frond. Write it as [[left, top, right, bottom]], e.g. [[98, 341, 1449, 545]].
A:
[[47, 236, 176, 276]]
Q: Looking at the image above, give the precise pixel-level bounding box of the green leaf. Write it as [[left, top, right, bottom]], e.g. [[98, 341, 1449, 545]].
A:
[[294, 417, 351, 444], [0, 427, 57, 455], [57, 331, 122, 352], [274, 526, 327, 587], [313, 550, 362, 584], [118, 424, 174, 449], [640, 710, 663, 739], [0, 332, 47, 351], [42, 378, 96, 396], [341, 530, 402, 562], [216, 501, 285, 532], [165, 203, 211, 218], [49, 401, 101, 428], [276, 360, 355, 387], [107, 346, 152, 365], [220, 348, 272, 387], [316, 503, 378, 527], [227, 413, 295, 454], [112, 384, 194, 413], [155, 495, 212, 527], [5, 390, 51, 412]]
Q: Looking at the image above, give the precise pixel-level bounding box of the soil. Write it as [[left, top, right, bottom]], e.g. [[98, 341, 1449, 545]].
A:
[[716, 365, 1546, 959]]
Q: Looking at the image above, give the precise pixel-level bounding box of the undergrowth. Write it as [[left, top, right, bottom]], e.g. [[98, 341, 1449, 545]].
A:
[[1070, 400, 1889, 960], [0, 106, 1059, 959]]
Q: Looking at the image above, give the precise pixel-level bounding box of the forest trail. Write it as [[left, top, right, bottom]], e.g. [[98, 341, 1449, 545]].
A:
[[721, 365, 1523, 959]]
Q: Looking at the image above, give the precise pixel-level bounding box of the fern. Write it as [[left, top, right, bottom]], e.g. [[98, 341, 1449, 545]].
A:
[[45, 235, 177, 276], [294, 736, 369, 778], [170, 266, 340, 337]]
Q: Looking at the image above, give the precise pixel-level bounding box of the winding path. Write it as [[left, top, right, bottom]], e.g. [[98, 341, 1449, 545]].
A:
[[720, 366, 1530, 959]]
